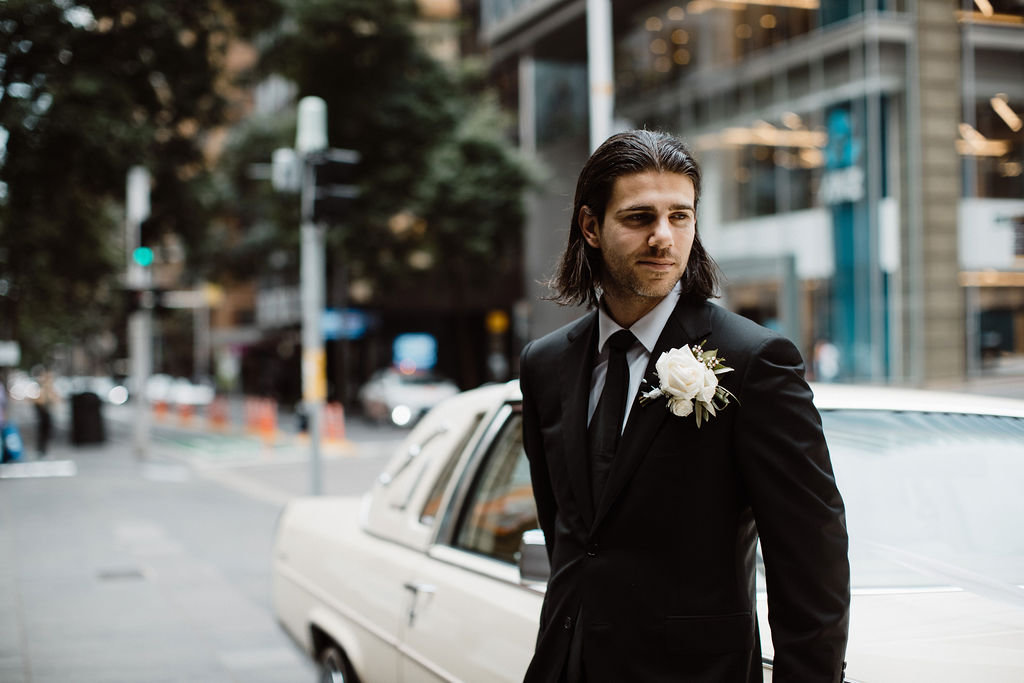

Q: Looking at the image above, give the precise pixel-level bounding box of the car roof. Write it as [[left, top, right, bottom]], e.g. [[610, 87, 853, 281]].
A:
[[809, 382, 1024, 418], [497, 379, 1024, 418]]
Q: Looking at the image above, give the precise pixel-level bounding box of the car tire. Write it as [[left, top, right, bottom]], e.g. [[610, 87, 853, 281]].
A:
[[319, 645, 356, 683]]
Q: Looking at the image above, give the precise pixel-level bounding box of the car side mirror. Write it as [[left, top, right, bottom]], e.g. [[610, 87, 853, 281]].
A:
[[517, 529, 550, 585]]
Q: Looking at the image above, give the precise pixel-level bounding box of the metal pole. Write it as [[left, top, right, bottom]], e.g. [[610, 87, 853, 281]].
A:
[[905, 0, 925, 384], [518, 53, 537, 155], [866, 16, 886, 380], [193, 301, 210, 382], [126, 166, 151, 460], [293, 96, 330, 495], [300, 157, 326, 495], [961, 0, 980, 378], [586, 0, 614, 152]]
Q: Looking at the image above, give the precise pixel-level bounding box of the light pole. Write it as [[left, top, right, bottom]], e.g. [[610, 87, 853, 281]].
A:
[[126, 166, 152, 460], [296, 96, 328, 495], [275, 98, 359, 494]]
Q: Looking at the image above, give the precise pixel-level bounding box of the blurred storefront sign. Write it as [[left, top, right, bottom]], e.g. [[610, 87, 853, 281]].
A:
[[393, 333, 438, 371], [322, 308, 370, 341], [819, 166, 865, 206]]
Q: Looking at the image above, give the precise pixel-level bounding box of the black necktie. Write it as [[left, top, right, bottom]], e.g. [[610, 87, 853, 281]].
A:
[[588, 329, 635, 507]]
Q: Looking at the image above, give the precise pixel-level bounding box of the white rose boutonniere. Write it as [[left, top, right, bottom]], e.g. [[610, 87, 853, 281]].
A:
[[639, 341, 737, 427]]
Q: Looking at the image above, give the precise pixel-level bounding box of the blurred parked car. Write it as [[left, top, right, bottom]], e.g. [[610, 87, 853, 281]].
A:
[[143, 374, 215, 407], [272, 381, 1024, 682], [357, 367, 459, 427]]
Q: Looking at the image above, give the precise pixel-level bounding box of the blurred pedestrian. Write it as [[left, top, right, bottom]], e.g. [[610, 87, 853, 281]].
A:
[[34, 370, 57, 457], [813, 338, 840, 382]]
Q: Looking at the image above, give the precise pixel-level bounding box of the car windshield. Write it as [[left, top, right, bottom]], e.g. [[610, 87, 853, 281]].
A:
[[822, 409, 1024, 591]]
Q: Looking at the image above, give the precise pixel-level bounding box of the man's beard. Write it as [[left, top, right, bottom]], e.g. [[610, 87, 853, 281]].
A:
[[600, 249, 684, 302]]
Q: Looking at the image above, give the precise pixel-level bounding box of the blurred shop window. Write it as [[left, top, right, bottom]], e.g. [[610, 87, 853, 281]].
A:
[[615, 0, 827, 98], [958, 0, 1024, 22], [721, 110, 826, 223], [964, 95, 1024, 200], [534, 60, 588, 146], [615, 1, 917, 101], [615, 2, 698, 98]]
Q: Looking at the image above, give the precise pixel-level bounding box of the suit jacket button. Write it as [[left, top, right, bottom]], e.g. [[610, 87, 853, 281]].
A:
[[563, 616, 573, 629], [586, 544, 599, 557]]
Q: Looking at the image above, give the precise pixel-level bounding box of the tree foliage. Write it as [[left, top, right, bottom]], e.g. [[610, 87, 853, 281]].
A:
[[1, 0, 537, 370], [252, 0, 537, 305], [0, 0, 282, 366]]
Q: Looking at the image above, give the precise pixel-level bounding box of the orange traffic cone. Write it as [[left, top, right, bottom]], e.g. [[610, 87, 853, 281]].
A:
[[325, 402, 346, 443], [207, 396, 229, 431]]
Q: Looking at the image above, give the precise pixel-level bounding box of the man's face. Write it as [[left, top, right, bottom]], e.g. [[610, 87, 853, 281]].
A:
[[580, 170, 696, 319]]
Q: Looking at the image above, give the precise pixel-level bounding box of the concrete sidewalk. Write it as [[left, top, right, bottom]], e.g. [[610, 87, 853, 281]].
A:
[[0, 418, 405, 683]]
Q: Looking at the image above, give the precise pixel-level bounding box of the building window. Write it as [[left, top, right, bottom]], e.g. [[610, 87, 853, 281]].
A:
[[961, 94, 1024, 199], [715, 110, 826, 221]]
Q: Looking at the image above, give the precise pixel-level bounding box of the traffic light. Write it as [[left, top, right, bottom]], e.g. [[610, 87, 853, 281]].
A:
[[310, 148, 360, 224], [132, 246, 154, 267]]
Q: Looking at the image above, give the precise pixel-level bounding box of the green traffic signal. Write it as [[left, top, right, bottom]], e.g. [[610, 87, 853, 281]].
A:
[[132, 246, 154, 267]]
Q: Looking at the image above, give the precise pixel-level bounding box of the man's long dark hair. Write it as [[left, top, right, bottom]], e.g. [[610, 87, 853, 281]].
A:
[[547, 129, 721, 308]]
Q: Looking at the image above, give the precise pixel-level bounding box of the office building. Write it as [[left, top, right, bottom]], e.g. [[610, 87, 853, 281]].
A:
[[479, 0, 1024, 384]]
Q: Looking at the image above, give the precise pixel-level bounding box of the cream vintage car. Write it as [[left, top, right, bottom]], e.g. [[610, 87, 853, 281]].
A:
[[272, 380, 1024, 682]]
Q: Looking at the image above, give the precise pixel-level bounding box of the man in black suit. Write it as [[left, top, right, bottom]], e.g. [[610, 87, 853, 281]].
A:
[[520, 130, 849, 682]]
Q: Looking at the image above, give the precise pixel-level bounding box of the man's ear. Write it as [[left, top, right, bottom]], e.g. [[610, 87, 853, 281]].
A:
[[579, 206, 600, 248]]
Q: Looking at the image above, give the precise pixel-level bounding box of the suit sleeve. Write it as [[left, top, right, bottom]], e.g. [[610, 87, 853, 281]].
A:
[[520, 340, 558, 563], [735, 336, 850, 683]]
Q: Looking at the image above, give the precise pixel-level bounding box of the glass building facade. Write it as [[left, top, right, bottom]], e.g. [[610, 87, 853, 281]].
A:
[[481, 0, 1024, 385]]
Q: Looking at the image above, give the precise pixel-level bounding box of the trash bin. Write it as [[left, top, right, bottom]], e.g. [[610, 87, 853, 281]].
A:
[[71, 392, 105, 445]]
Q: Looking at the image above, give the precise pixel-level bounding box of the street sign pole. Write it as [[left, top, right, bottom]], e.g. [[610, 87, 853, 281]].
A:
[[126, 166, 152, 460], [296, 97, 328, 495], [301, 221, 326, 495]]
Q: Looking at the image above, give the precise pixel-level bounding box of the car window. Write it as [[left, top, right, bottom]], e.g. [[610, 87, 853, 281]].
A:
[[822, 409, 1024, 589], [453, 411, 538, 565], [419, 410, 487, 526], [381, 423, 450, 511]]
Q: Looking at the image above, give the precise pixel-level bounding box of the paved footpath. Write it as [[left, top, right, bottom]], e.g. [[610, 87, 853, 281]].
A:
[[0, 405, 406, 683]]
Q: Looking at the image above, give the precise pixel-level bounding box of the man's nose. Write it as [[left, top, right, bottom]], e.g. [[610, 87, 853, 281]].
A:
[[648, 216, 673, 248]]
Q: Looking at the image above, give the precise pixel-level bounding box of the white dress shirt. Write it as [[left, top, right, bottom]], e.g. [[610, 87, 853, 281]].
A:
[[588, 282, 682, 431]]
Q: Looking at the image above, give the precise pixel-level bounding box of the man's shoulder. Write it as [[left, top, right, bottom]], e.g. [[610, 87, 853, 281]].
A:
[[522, 311, 595, 365], [701, 301, 793, 352]]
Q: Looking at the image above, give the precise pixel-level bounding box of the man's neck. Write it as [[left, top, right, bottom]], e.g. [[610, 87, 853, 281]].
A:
[[596, 283, 682, 359], [602, 293, 666, 329]]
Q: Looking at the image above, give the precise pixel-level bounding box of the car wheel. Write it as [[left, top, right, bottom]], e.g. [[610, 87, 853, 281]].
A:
[[319, 645, 355, 683]]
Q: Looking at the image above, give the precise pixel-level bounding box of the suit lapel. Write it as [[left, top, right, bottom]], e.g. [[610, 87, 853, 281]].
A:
[[591, 300, 712, 530], [559, 312, 599, 528]]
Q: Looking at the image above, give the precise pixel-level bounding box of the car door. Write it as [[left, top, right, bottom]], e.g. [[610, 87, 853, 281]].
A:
[[398, 404, 544, 683]]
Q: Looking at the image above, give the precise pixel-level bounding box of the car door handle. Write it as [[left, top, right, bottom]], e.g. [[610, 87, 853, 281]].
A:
[[403, 582, 436, 627]]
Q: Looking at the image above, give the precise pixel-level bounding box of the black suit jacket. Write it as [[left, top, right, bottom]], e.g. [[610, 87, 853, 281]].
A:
[[520, 299, 850, 682]]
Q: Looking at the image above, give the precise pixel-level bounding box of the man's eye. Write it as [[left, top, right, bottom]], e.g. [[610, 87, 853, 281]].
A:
[[625, 213, 652, 223], [671, 213, 693, 222]]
